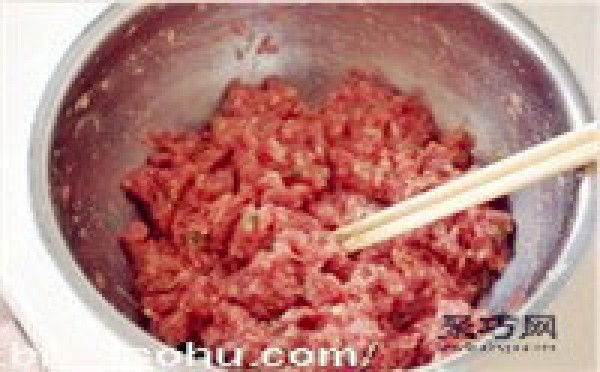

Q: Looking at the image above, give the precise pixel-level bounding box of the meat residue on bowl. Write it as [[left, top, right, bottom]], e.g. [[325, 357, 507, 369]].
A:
[[119, 70, 513, 369]]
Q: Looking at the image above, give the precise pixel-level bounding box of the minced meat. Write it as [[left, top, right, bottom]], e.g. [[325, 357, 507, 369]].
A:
[[119, 70, 513, 370]]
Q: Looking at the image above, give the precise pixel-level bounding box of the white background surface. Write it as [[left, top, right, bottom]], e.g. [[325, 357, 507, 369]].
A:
[[1, 2, 597, 371]]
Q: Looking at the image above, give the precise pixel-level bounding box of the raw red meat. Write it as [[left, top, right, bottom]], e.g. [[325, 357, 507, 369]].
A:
[[119, 71, 513, 370]]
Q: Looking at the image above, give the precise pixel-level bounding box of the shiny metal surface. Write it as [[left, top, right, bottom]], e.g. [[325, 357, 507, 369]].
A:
[[29, 4, 595, 370]]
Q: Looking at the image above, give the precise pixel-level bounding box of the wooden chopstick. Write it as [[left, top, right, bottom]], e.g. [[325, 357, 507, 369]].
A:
[[336, 125, 598, 241], [338, 126, 599, 251]]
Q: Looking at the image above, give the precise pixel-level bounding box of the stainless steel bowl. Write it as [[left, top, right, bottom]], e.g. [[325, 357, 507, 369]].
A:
[[29, 3, 595, 370]]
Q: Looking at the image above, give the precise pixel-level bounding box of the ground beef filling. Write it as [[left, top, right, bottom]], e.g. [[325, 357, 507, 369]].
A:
[[119, 71, 513, 369]]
